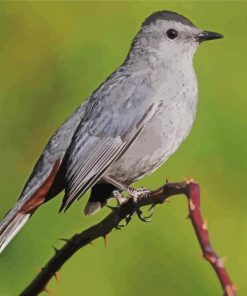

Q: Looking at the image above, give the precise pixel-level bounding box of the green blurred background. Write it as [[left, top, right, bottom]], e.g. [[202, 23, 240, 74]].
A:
[[0, 1, 246, 295]]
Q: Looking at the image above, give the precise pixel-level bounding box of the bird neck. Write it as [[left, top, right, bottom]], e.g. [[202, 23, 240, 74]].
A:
[[124, 48, 195, 82], [120, 44, 198, 103], [124, 42, 195, 74]]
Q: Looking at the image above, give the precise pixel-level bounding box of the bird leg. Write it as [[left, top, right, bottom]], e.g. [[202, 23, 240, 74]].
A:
[[102, 176, 153, 223], [129, 187, 153, 222], [111, 190, 134, 228], [112, 190, 128, 206]]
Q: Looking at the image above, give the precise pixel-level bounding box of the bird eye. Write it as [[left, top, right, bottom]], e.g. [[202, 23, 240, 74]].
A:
[[166, 29, 178, 40]]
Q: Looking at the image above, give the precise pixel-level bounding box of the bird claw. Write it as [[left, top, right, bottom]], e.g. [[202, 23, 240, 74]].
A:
[[116, 212, 135, 229], [147, 206, 155, 218], [113, 187, 153, 228], [125, 212, 135, 225], [136, 208, 152, 222], [130, 187, 151, 202], [115, 204, 154, 228], [131, 187, 154, 222]]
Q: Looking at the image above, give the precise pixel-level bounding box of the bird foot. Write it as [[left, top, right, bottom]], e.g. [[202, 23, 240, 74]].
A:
[[116, 212, 136, 229], [116, 207, 153, 228], [113, 187, 153, 228], [112, 190, 131, 229], [112, 190, 128, 205], [135, 206, 154, 222], [129, 187, 153, 222], [129, 187, 151, 202], [130, 187, 153, 222]]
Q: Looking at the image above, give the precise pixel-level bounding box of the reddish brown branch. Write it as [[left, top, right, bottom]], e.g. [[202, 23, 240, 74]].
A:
[[185, 182, 236, 296], [20, 181, 236, 296]]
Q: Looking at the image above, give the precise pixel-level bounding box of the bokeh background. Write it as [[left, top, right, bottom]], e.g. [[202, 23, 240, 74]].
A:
[[0, 1, 246, 295]]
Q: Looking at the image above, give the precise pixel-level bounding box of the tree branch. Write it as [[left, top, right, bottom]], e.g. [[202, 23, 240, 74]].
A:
[[20, 181, 236, 296]]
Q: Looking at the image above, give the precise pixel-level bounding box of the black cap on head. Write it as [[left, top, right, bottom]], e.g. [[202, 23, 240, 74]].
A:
[[142, 10, 196, 28]]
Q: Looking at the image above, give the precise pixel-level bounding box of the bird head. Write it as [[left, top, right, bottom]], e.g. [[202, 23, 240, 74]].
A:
[[127, 11, 223, 63]]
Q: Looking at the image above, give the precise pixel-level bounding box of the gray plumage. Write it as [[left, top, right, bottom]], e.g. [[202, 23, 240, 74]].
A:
[[0, 10, 223, 253]]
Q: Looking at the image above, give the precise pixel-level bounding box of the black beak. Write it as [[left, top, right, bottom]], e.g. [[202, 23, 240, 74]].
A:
[[198, 31, 224, 42]]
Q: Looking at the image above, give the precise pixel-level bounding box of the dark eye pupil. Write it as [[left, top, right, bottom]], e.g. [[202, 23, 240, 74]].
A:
[[166, 29, 178, 39]]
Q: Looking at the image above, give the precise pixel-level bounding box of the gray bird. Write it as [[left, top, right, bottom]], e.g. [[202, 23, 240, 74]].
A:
[[0, 10, 223, 253]]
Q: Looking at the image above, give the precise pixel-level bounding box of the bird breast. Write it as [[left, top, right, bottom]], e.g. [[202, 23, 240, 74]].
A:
[[106, 66, 198, 183]]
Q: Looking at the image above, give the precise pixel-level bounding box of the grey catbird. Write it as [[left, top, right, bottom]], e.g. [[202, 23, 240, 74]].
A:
[[0, 10, 223, 253]]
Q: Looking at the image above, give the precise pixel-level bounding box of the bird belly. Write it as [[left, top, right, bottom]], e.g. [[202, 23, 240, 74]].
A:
[[106, 96, 197, 184]]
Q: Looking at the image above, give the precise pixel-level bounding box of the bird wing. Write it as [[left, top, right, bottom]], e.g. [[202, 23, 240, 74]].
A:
[[60, 102, 156, 212]]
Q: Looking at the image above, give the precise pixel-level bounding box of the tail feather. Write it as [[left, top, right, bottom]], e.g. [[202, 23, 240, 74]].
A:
[[0, 209, 30, 254]]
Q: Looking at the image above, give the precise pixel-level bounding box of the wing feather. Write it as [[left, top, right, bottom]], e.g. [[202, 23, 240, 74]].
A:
[[59, 105, 154, 212], [61, 137, 125, 211], [60, 104, 155, 211]]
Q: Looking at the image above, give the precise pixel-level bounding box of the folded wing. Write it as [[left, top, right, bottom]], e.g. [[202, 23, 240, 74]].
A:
[[60, 103, 156, 212]]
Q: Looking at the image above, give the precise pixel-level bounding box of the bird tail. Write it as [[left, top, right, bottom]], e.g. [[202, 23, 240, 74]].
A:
[[0, 206, 30, 254]]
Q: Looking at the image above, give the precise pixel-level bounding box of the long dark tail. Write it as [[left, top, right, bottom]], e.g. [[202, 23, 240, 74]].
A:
[[0, 206, 30, 253]]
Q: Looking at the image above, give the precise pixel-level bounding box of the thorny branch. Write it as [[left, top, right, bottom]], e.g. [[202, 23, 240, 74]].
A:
[[20, 181, 236, 296]]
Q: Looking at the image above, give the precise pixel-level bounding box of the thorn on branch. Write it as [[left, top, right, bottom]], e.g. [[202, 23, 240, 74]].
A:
[[183, 176, 190, 183], [44, 286, 53, 296], [216, 258, 225, 268], [59, 238, 71, 244], [202, 218, 208, 230], [186, 213, 191, 219], [52, 246, 59, 254], [54, 271, 60, 285], [103, 234, 108, 247], [204, 253, 217, 264], [220, 255, 228, 264], [189, 199, 196, 211], [225, 285, 237, 296], [183, 176, 194, 185]]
